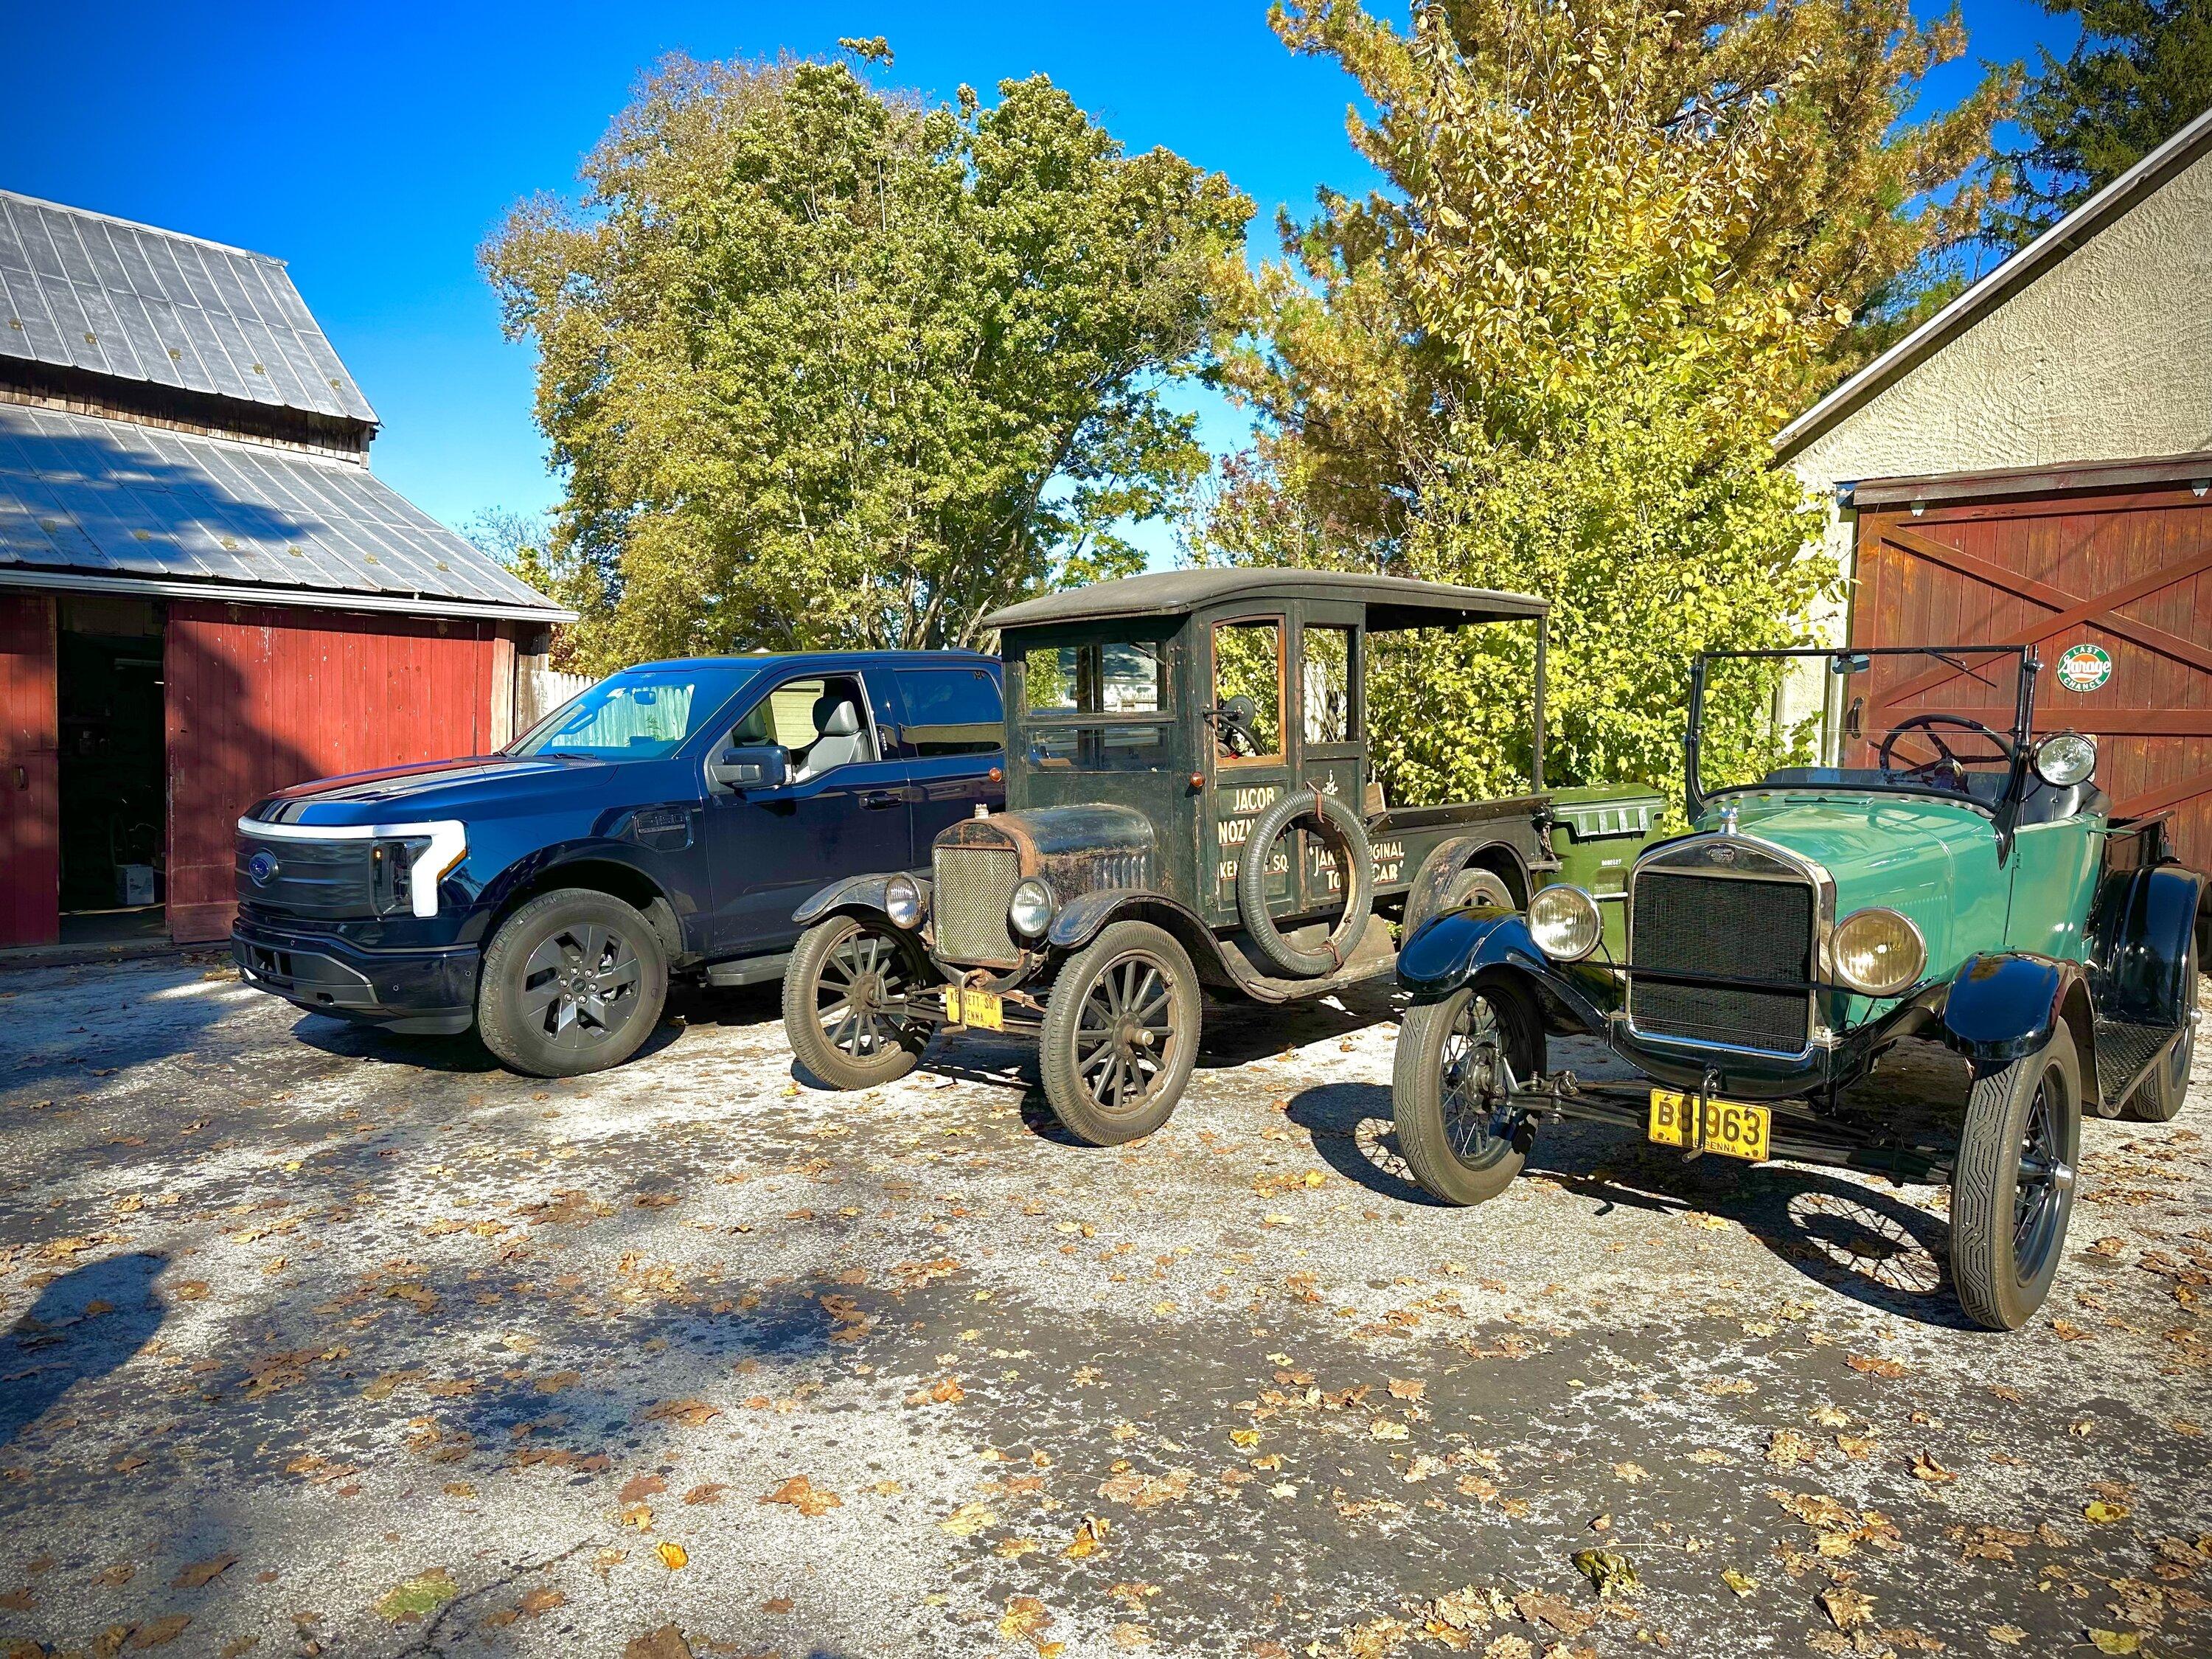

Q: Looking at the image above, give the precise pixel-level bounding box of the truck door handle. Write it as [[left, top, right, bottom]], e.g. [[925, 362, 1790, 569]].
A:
[[860, 790, 902, 811]]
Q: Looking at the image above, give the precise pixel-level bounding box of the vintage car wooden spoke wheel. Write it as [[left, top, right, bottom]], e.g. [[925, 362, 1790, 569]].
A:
[[1041, 920, 1201, 1147], [1394, 981, 1545, 1206], [782, 914, 930, 1090], [1950, 1029, 2081, 1331]]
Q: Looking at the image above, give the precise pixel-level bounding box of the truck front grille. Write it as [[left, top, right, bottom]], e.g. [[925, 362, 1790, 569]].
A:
[[235, 832, 375, 921], [933, 845, 1022, 967], [1627, 869, 1815, 1055]]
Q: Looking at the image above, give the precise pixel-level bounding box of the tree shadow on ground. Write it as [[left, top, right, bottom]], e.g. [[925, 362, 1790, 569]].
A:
[[288, 1010, 687, 1074], [1286, 1077, 1967, 1327], [0, 1252, 168, 1449]]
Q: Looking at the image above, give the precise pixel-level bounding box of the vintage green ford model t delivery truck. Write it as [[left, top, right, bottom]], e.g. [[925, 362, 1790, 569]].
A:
[[1391, 644, 2207, 1331], [778, 568, 1658, 1144]]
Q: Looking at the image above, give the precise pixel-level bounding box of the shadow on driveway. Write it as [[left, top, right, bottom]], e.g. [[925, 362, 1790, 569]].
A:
[[1, 1252, 169, 1450]]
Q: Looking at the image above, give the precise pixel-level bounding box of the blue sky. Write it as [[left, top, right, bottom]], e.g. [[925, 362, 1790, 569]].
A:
[[8, 1, 2077, 559]]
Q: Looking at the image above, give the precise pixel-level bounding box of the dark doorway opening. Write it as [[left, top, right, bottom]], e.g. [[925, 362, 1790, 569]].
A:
[[57, 596, 167, 945]]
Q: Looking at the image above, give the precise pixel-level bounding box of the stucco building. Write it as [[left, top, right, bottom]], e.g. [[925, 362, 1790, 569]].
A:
[[1775, 105, 2212, 870]]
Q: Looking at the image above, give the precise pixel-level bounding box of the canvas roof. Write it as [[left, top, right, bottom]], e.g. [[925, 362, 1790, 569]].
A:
[[0, 402, 568, 619], [0, 189, 377, 427], [984, 568, 1546, 633]]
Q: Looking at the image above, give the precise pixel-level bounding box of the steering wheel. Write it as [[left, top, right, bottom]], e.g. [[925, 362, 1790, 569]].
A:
[[1877, 714, 2017, 788]]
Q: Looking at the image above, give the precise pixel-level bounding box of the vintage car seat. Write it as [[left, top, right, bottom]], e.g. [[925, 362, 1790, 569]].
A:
[[792, 696, 867, 781]]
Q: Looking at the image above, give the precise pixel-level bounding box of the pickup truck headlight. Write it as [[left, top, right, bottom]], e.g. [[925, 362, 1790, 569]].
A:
[[1832, 907, 1925, 997], [1528, 884, 1601, 962], [884, 873, 924, 928], [1008, 878, 1056, 940], [369, 824, 467, 919]]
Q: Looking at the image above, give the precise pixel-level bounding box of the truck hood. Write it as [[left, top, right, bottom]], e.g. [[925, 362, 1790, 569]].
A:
[[1694, 791, 2006, 975], [246, 754, 615, 827]]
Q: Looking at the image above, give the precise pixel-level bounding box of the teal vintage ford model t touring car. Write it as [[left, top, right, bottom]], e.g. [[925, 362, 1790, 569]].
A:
[[778, 569, 1658, 1145], [1392, 644, 2207, 1330]]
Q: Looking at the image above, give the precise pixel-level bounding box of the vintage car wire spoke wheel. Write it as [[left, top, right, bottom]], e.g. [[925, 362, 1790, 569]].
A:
[[1950, 1028, 2081, 1331], [2121, 928, 2197, 1123], [1394, 981, 1545, 1207], [1041, 920, 1201, 1147], [477, 888, 670, 1079], [782, 914, 930, 1091], [1235, 788, 1375, 978]]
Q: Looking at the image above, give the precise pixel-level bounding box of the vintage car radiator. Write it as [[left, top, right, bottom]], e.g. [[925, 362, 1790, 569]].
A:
[[933, 844, 1023, 967], [1627, 867, 1815, 1055]]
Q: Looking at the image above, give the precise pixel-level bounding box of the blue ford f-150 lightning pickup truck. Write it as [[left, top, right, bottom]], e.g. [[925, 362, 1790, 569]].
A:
[[232, 651, 1004, 1076]]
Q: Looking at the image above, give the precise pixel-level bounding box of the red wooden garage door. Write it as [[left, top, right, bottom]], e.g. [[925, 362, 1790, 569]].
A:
[[1846, 456, 2212, 873], [0, 593, 59, 948], [166, 602, 509, 943]]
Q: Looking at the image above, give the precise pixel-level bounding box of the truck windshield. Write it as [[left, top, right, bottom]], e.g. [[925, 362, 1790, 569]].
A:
[[507, 665, 760, 760]]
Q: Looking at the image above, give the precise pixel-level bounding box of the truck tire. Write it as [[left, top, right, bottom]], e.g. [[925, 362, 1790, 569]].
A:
[[1950, 1026, 2081, 1330], [1394, 980, 1544, 1206], [1237, 787, 1374, 977], [2121, 930, 2197, 1122], [782, 914, 932, 1091], [477, 888, 669, 1077], [1040, 920, 1202, 1146]]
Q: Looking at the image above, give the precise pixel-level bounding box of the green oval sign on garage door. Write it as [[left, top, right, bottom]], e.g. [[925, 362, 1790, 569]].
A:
[[2056, 642, 2112, 692]]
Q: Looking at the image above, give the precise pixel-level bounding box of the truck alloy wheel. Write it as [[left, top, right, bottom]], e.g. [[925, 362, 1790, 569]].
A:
[[477, 888, 670, 1078], [1040, 920, 1201, 1146], [1950, 1029, 2081, 1330], [1394, 981, 1545, 1206], [782, 914, 930, 1090]]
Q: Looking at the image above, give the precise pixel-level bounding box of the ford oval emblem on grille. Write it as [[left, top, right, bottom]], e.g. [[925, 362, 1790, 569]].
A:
[[247, 850, 279, 884], [1708, 845, 1736, 865]]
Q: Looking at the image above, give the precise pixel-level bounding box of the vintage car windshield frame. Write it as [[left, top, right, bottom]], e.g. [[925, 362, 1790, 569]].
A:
[[1686, 644, 2037, 824]]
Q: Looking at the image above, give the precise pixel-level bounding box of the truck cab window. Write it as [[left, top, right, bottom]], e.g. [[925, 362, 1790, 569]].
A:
[[1213, 619, 1283, 761], [730, 674, 875, 781], [1302, 626, 1353, 745]]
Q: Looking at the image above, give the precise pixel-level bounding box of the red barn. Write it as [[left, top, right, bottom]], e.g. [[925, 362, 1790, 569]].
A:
[[0, 190, 572, 950]]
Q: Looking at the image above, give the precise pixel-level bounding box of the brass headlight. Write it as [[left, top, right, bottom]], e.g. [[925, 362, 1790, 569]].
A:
[[1528, 884, 1601, 963], [1832, 907, 1926, 997], [2034, 731, 2097, 787]]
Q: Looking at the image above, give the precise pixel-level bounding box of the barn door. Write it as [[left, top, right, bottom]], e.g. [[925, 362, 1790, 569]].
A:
[[1848, 477, 2212, 873], [0, 593, 60, 948]]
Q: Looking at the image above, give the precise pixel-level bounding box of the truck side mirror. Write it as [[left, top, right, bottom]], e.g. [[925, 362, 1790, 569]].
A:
[[711, 744, 788, 792]]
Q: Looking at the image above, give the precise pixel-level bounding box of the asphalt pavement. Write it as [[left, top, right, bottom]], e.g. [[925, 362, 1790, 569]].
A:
[[0, 955, 2206, 1658]]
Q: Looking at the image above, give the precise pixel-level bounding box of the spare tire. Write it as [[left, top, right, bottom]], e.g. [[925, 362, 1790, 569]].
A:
[[1236, 786, 1375, 977]]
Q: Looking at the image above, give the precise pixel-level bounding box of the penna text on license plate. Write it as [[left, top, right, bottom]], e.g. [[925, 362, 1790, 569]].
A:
[[947, 987, 1004, 1031], [1648, 1088, 1771, 1162]]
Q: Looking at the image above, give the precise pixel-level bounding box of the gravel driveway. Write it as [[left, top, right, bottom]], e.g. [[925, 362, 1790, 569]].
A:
[[0, 956, 2206, 1659]]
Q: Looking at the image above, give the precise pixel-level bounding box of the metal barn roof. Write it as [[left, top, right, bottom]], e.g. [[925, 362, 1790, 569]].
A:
[[0, 403, 569, 621], [0, 190, 378, 428]]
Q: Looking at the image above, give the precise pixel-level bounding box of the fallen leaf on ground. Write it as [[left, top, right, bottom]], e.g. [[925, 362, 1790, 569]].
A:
[[623, 1627, 692, 1659], [939, 1501, 996, 1536], [1571, 1549, 1636, 1597], [619, 1474, 667, 1505], [1512, 1590, 1593, 1635], [375, 1569, 458, 1623], [1767, 1430, 1820, 1469], [682, 1484, 725, 1506], [125, 1615, 190, 1649], [1846, 1354, 1906, 1379], [1986, 1627, 2025, 1646], [1388, 1378, 1426, 1400], [655, 1542, 688, 1570], [2087, 1632, 2142, 1655], [1818, 1586, 1873, 1630], [760, 1476, 841, 1517], [1909, 1453, 1958, 1484], [2086, 1500, 2130, 1523], [1722, 1568, 1757, 1598], [643, 1399, 720, 1428], [171, 1554, 237, 1590]]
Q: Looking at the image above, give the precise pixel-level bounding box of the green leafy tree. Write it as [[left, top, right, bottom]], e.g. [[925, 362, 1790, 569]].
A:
[[485, 52, 1251, 670], [1994, 0, 2212, 245], [1198, 0, 2008, 806]]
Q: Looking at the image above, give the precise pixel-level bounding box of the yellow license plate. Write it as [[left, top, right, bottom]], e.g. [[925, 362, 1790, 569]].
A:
[[1649, 1088, 1771, 1162], [947, 987, 1003, 1031]]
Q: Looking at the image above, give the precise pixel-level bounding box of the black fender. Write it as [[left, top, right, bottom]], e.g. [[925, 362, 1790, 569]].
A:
[[792, 871, 929, 928], [1401, 834, 1532, 936], [1941, 953, 2096, 1072], [1046, 889, 1214, 955], [473, 838, 690, 958], [2086, 860, 2206, 1026], [1396, 908, 1615, 1034]]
